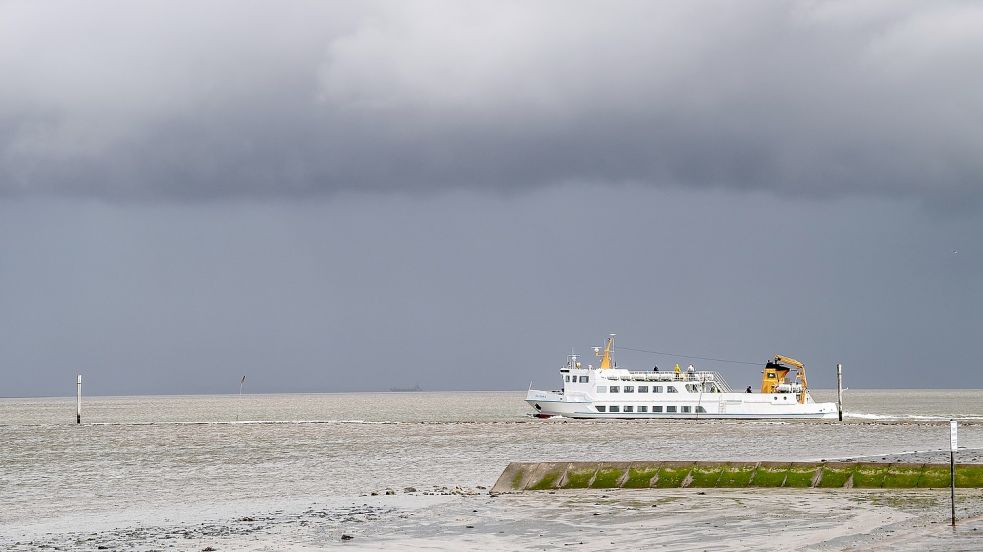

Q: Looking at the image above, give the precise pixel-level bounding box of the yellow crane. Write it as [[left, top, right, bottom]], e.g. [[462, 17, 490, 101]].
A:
[[593, 334, 616, 369], [760, 354, 809, 404]]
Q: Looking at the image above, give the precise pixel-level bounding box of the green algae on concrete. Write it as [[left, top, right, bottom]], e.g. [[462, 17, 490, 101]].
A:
[[623, 466, 661, 489], [590, 467, 625, 489], [490, 461, 983, 493], [687, 464, 724, 487], [955, 464, 983, 488], [749, 465, 790, 487], [817, 465, 854, 488], [883, 465, 923, 489], [528, 468, 564, 490], [915, 465, 950, 488], [715, 464, 756, 487], [562, 467, 596, 489], [784, 465, 819, 488], [511, 471, 524, 490], [851, 464, 888, 488], [654, 466, 691, 488]]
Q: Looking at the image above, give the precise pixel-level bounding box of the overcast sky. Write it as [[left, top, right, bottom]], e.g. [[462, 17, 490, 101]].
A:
[[1, 1, 981, 396]]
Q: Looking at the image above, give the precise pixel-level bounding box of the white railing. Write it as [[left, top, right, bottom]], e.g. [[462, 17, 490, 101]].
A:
[[698, 371, 733, 393], [612, 370, 734, 392]]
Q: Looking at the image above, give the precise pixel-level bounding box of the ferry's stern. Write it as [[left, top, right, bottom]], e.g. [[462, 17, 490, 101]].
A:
[[526, 349, 598, 418]]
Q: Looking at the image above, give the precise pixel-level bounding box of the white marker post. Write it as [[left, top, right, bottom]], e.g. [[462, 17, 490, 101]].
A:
[[836, 364, 843, 422], [237, 375, 246, 422], [950, 419, 958, 526], [76, 374, 82, 425]]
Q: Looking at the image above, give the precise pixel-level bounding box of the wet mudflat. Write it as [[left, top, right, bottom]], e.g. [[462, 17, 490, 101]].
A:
[[5, 488, 982, 551], [1, 391, 980, 550]]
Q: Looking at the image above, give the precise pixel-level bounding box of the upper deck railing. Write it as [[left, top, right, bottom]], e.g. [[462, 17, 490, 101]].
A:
[[604, 370, 734, 392]]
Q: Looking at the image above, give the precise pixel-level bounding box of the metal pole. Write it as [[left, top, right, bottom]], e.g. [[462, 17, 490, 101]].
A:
[[951, 449, 956, 526], [836, 364, 843, 422], [237, 375, 245, 422], [76, 374, 82, 424], [950, 419, 958, 527]]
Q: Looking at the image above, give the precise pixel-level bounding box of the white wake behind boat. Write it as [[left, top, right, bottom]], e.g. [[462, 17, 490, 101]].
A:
[[526, 335, 838, 420]]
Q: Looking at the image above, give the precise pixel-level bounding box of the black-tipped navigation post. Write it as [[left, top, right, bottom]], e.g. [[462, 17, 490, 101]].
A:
[[237, 375, 246, 422], [76, 374, 82, 424], [836, 364, 843, 422], [950, 419, 957, 527]]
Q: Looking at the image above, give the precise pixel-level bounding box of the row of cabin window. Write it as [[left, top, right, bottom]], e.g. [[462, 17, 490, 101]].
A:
[[595, 405, 708, 414], [597, 385, 685, 394], [564, 375, 590, 383]]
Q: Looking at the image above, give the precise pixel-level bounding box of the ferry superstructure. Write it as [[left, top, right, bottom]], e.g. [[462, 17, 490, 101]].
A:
[[526, 335, 838, 420]]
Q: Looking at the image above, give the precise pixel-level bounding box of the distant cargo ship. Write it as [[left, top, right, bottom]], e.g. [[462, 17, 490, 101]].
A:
[[526, 335, 838, 420], [389, 384, 423, 392]]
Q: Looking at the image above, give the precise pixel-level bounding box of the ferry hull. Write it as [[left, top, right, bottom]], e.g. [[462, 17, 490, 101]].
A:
[[526, 390, 839, 420]]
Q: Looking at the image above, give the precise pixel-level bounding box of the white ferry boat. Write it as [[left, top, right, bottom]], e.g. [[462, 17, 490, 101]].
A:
[[526, 335, 838, 420]]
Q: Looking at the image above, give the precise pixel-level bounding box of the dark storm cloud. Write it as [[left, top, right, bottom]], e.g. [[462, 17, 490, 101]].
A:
[[1, 1, 981, 202]]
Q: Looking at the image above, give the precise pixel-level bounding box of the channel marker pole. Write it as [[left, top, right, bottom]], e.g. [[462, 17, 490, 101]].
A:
[[76, 374, 82, 424], [950, 419, 958, 527], [835, 364, 843, 422]]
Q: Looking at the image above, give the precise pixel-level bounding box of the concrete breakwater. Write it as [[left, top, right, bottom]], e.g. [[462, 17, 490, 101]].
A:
[[492, 461, 983, 493]]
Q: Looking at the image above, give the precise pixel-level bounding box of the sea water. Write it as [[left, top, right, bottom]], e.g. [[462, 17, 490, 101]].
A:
[[1, 390, 980, 549]]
